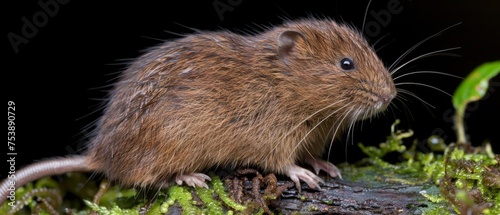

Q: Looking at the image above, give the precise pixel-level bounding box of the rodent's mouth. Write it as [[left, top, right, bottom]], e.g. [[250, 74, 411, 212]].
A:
[[376, 100, 391, 112], [355, 104, 388, 120], [374, 93, 395, 111], [355, 92, 395, 120]]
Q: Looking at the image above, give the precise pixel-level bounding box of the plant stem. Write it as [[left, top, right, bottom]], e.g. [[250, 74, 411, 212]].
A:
[[455, 108, 466, 144]]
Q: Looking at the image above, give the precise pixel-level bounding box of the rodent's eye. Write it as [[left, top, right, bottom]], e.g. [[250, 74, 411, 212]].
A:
[[340, 58, 355, 71]]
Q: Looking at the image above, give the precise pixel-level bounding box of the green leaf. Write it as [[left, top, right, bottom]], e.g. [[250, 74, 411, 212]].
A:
[[452, 61, 500, 112], [452, 61, 500, 144]]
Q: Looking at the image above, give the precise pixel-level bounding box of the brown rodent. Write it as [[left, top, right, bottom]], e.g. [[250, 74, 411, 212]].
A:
[[0, 18, 396, 204]]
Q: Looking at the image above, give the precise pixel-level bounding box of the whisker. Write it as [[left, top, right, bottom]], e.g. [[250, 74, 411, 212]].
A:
[[342, 110, 359, 163], [390, 47, 461, 76], [325, 106, 354, 163], [287, 99, 347, 138], [393, 70, 463, 81], [351, 107, 360, 138], [287, 102, 352, 160], [372, 32, 391, 48], [344, 107, 360, 146], [295, 103, 353, 161], [348, 108, 361, 144], [387, 102, 398, 120], [361, 0, 374, 34], [360, 109, 368, 130], [394, 94, 411, 107], [397, 88, 435, 108], [271, 99, 347, 156], [395, 82, 452, 97], [375, 38, 395, 53], [388, 22, 461, 72], [393, 95, 415, 120]]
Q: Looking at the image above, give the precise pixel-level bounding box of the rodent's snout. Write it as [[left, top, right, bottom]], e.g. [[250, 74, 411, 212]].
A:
[[375, 71, 397, 111], [379, 93, 395, 104], [375, 90, 396, 112]]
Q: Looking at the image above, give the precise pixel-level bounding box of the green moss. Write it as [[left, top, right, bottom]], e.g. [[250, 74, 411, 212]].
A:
[[145, 200, 162, 215], [419, 190, 445, 203], [0, 174, 97, 215], [356, 120, 499, 214], [422, 206, 452, 215], [358, 120, 407, 156], [195, 187, 224, 215], [308, 205, 319, 211], [166, 186, 200, 214], [321, 199, 333, 205], [211, 175, 247, 211], [1, 172, 256, 214], [84, 200, 140, 215], [299, 195, 307, 201], [99, 186, 136, 208]]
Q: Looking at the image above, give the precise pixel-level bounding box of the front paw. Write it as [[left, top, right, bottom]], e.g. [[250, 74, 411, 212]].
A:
[[284, 165, 325, 192], [304, 157, 342, 179]]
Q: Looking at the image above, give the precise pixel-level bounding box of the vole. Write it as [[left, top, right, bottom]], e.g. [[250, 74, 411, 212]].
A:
[[0, 18, 396, 204]]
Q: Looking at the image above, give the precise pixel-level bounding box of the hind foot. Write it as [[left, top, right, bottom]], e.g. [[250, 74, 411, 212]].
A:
[[175, 173, 211, 188]]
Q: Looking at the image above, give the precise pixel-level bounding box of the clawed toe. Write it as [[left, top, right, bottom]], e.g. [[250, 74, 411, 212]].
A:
[[285, 165, 325, 192], [175, 173, 211, 188], [305, 157, 342, 179]]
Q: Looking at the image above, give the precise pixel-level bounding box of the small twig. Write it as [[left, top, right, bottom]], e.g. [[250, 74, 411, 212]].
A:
[[90, 179, 110, 215], [92, 179, 110, 204]]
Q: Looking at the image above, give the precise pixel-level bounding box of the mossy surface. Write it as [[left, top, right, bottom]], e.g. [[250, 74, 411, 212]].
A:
[[354, 120, 499, 214], [1, 174, 251, 215]]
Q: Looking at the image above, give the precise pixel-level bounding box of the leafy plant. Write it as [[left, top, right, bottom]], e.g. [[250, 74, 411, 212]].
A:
[[452, 61, 500, 144]]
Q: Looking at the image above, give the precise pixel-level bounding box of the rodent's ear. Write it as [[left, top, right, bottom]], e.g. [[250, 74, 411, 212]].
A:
[[278, 31, 305, 61]]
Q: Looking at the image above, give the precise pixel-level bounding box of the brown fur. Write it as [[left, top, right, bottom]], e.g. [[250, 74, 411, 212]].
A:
[[85, 18, 396, 188]]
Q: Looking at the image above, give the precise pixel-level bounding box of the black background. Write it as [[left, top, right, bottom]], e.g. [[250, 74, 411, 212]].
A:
[[3, 0, 500, 175]]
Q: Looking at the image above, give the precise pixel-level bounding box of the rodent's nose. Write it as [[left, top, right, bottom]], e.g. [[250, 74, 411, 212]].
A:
[[380, 94, 394, 104], [376, 93, 395, 111], [376, 92, 394, 104]]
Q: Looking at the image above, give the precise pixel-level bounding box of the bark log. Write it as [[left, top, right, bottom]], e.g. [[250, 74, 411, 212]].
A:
[[269, 179, 428, 214]]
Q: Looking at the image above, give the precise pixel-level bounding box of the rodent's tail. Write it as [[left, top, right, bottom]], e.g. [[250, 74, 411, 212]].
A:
[[0, 156, 92, 205]]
